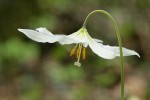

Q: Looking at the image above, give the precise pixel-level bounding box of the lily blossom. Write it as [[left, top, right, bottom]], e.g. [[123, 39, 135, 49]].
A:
[[18, 27, 140, 67]]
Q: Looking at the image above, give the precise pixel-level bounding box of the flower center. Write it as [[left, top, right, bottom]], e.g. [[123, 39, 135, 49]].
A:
[[70, 44, 86, 67]]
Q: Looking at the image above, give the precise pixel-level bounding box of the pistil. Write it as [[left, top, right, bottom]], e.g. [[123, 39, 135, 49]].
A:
[[74, 44, 82, 67]]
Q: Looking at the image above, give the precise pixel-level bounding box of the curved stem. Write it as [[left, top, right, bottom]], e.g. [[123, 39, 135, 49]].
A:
[[83, 10, 124, 100]]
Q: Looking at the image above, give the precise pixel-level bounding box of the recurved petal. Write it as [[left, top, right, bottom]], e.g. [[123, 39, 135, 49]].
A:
[[103, 45, 140, 57], [56, 35, 80, 45], [89, 41, 116, 59], [36, 27, 53, 35], [18, 28, 80, 44], [18, 28, 62, 43], [89, 42, 140, 59], [84, 31, 116, 59]]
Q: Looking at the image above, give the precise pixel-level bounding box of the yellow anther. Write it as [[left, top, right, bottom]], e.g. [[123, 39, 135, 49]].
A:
[[82, 48, 86, 60], [76, 44, 82, 59], [70, 45, 77, 56]]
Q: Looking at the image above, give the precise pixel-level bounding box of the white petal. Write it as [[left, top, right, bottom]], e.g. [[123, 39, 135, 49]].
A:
[[103, 45, 140, 57], [85, 32, 140, 59], [18, 28, 80, 44], [36, 27, 53, 35], [84, 33, 115, 59], [89, 41, 117, 59], [89, 42, 140, 59], [18, 29, 60, 43], [68, 29, 88, 43], [56, 35, 80, 45]]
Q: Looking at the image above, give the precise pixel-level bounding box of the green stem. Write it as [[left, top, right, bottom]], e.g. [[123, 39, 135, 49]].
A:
[[83, 10, 124, 100]]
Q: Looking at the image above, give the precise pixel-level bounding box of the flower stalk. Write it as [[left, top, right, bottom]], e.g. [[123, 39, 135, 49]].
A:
[[82, 10, 124, 100]]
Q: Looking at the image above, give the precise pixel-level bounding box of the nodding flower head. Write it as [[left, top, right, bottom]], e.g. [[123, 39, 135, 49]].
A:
[[18, 27, 140, 67]]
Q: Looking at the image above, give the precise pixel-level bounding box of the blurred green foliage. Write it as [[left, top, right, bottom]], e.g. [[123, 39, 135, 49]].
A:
[[0, 38, 39, 63], [0, 0, 150, 100]]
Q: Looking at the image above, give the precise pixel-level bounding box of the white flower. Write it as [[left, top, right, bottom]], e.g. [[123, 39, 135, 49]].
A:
[[18, 27, 140, 67]]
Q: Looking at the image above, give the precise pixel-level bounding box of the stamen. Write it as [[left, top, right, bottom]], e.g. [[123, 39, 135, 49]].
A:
[[76, 44, 82, 58], [82, 48, 86, 60], [70, 45, 77, 56]]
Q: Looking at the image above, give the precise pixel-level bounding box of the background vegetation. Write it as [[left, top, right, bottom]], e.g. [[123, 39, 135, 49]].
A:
[[0, 0, 150, 100]]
